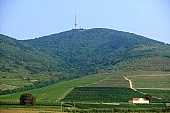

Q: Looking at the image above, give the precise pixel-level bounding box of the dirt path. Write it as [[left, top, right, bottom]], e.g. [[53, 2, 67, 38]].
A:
[[124, 76, 162, 100], [136, 88, 170, 90], [124, 77, 137, 91]]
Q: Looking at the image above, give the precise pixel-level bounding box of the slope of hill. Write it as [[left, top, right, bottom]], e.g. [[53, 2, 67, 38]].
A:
[[0, 34, 71, 81], [0, 28, 170, 94], [1, 28, 170, 92], [25, 28, 170, 74]]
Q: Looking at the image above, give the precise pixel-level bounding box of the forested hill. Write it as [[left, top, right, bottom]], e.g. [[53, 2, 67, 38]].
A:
[[1, 28, 170, 81], [26, 28, 170, 74], [0, 34, 70, 81]]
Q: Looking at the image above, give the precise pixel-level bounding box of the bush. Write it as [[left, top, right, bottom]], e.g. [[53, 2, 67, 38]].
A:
[[20, 93, 36, 106]]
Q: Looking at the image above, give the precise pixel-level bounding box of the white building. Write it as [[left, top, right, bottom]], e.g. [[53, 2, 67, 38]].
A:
[[129, 98, 149, 104]]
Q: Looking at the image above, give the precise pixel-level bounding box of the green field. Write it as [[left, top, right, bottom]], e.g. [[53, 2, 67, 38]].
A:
[[87, 76, 129, 87], [73, 102, 166, 109], [0, 73, 108, 105], [127, 74, 170, 89], [0, 78, 32, 87], [1, 72, 170, 105], [126, 74, 170, 103], [1, 71, 170, 113], [137, 89, 170, 102], [62, 87, 144, 103]]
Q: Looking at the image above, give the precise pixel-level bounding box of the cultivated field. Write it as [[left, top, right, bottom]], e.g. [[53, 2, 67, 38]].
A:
[[62, 87, 144, 103], [0, 106, 64, 113], [0, 78, 32, 91], [0, 73, 108, 105], [61, 74, 168, 103], [127, 74, 170, 89], [126, 74, 170, 102], [1, 72, 170, 112], [137, 89, 170, 102], [87, 76, 129, 87]]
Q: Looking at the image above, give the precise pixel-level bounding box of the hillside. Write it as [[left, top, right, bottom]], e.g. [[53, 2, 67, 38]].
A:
[[0, 34, 71, 81], [1, 28, 170, 92], [26, 28, 170, 74]]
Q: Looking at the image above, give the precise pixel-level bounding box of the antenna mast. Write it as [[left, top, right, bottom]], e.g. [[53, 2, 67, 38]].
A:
[[74, 11, 77, 29]]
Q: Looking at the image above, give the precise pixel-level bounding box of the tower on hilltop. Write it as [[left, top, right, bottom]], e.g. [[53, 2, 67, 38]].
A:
[[74, 11, 78, 29]]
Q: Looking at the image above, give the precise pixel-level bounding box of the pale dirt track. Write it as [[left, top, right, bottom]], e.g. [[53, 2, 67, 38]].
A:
[[136, 88, 170, 90], [124, 77, 137, 91], [124, 76, 163, 100]]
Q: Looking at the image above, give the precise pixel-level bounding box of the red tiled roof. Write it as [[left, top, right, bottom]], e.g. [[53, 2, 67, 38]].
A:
[[131, 98, 148, 101], [133, 98, 139, 101]]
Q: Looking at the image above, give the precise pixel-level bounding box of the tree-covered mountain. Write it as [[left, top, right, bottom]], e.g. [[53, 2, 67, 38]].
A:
[[1, 28, 170, 82], [25, 28, 170, 74], [0, 34, 72, 82]]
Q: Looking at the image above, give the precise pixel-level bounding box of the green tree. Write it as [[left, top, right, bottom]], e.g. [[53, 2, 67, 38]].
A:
[[145, 94, 153, 103], [20, 93, 36, 106]]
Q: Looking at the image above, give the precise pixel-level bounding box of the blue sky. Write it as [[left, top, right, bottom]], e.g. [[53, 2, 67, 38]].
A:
[[0, 0, 170, 44]]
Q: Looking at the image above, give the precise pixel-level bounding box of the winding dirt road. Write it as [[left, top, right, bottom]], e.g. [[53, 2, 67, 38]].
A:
[[124, 76, 162, 100], [124, 77, 137, 91]]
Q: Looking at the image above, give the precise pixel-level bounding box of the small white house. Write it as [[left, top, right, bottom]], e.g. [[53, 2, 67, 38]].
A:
[[129, 98, 149, 104]]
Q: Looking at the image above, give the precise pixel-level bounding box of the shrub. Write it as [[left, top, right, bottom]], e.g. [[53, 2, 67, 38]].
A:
[[20, 93, 36, 106]]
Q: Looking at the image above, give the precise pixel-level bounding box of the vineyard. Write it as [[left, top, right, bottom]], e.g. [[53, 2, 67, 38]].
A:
[[0, 78, 32, 91], [73, 102, 166, 109], [87, 76, 129, 87], [61, 75, 139, 103], [0, 73, 107, 105], [62, 87, 144, 103], [127, 74, 170, 89], [137, 89, 170, 102], [1, 72, 170, 113]]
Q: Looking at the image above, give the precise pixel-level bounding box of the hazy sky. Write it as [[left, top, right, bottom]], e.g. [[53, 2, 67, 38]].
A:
[[0, 0, 170, 43]]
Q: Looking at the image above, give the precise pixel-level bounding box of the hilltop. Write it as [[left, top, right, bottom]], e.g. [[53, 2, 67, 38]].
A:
[[25, 28, 170, 73], [1, 28, 170, 91]]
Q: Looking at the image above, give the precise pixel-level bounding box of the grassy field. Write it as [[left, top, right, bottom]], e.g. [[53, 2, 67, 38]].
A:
[[127, 74, 170, 89], [1, 72, 170, 104], [0, 78, 32, 87], [74, 102, 166, 109], [0, 73, 108, 105], [0, 103, 168, 113], [87, 76, 129, 87], [1, 71, 170, 113], [126, 74, 170, 103], [137, 89, 170, 102], [0, 105, 64, 113], [62, 87, 144, 103]]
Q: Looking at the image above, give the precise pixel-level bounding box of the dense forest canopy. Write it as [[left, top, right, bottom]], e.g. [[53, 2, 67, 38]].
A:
[[1, 28, 170, 82]]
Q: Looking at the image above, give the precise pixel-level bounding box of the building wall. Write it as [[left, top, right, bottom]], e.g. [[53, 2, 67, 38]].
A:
[[129, 98, 149, 104], [133, 100, 149, 104]]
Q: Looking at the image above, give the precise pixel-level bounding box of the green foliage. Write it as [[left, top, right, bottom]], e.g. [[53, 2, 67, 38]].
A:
[[1, 28, 170, 79], [87, 76, 129, 87], [25, 28, 170, 76], [62, 87, 144, 103], [72, 103, 166, 109], [64, 106, 169, 113], [127, 74, 170, 89], [0, 34, 71, 80], [1, 28, 170, 94], [0, 78, 32, 87], [20, 93, 36, 106], [145, 94, 153, 103], [113, 57, 170, 72], [138, 89, 170, 103], [0, 73, 107, 105]]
